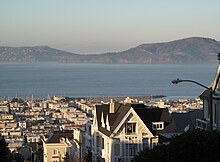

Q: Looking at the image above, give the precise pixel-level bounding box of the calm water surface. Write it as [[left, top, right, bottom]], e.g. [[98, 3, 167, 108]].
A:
[[0, 63, 217, 99]]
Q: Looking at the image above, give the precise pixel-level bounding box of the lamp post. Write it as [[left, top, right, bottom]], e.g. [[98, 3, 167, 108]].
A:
[[172, 78, 213, 130]]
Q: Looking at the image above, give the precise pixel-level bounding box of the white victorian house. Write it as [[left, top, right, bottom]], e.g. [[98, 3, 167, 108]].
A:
[[197, 57, 220, 131], [91, 100, 172, 162]]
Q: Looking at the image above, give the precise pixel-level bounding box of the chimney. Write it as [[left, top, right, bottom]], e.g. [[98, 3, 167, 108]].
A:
[[109, 99, 115, 113]]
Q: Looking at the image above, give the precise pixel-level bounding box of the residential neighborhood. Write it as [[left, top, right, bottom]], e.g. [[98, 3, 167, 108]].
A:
[[0, 93, 205, 162]]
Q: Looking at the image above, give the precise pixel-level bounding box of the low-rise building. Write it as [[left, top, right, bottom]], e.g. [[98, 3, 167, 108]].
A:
[[42, 130, 74, 162], [0, 104, 9, 113], [0, 113, 13, 120]]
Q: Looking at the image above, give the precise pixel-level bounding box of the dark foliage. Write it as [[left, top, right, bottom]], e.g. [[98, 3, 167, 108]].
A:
[[0, 135, 24, 162], [135, 129, 220, 162], [0, 135, 10, 162], [7, 152, 24, 162]]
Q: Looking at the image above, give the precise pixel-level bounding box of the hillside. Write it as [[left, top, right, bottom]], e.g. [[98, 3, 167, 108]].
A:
[[79, 37, 220, 64], [1, 37, 220, 64], [0, 46, 79, 62]]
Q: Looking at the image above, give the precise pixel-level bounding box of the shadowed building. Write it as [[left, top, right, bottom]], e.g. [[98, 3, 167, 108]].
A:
[[197, 54, 220, 130]]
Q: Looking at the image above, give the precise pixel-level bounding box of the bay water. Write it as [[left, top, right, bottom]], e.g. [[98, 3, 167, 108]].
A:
[[0, 63, 217, 100]]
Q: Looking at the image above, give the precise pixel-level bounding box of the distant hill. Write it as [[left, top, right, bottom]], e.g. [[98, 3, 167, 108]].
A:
[[0, 46, 80, 63], [1, 37, 220, 64]]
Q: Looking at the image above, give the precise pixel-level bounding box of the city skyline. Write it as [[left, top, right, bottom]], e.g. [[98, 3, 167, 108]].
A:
[[1, 0, 220, 54]]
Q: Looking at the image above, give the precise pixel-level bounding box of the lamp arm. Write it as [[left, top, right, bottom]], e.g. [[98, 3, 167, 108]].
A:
[[177, 79, 210, 90]]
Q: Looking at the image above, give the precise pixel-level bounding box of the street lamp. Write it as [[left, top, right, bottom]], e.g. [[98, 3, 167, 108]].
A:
[[171, 78, 213, 130], [172, 79, 210, 90]]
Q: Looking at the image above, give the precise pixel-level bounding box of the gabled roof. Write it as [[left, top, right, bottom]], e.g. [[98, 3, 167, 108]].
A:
[[95, 102, 172, 137], [200, 63, 220, 99], [45, 130, 73, 143], [171, 109, 203, 133], [209, 63, 220, 92], [95, 103, 130, 136], [133, 107, 172, 135], [200, 89, 211, 99]]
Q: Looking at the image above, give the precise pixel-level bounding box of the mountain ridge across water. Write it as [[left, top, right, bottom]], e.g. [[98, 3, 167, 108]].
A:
[[1, 37, 220, 64]]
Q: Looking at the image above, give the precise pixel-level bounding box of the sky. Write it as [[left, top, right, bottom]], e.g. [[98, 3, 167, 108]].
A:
[[0, 0, 220, 54]]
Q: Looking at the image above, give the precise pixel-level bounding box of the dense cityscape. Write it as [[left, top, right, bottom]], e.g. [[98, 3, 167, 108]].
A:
[[0, 93, 204, 161]]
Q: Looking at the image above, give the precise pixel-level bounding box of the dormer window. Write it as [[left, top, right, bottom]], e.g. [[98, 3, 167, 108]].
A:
[[152, 122, 164, 130], [125, 123, 136, 133]]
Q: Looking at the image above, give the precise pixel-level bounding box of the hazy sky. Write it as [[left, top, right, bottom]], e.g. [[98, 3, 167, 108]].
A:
[[1, 0, 220, 54]]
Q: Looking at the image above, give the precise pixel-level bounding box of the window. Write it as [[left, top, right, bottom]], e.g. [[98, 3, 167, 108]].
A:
[[52, 149, 59, 156], [153, 124, 162, 129], [102, 137, 104, 149], [125, 123, 136, 133], [214, 104, 217, 125], [97, 136, 100, 147], [125, 144, 137, 156], [107, 143, 109, 153], [114, 144, 120, 156], [143, 138, 149, 149], [152, 122, 164, 130]]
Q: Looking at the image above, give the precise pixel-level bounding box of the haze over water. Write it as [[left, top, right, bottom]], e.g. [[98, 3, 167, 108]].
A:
[[0, 63, 216, 100]]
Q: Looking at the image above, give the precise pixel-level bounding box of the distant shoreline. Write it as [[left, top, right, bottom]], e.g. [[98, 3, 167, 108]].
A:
[[77, 95, 166, 102], [0, 95, 166, 101]]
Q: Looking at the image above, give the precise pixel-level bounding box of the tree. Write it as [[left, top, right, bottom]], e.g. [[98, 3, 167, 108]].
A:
[[135, 129, 220, 162], [0, 135, 10, 162], [7, 152, 24, 162]]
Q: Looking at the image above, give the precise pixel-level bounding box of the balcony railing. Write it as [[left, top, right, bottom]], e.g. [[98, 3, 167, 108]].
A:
[[196, 118, 210, 130]]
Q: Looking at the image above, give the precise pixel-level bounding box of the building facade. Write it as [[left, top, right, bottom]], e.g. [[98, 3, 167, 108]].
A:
[[197, 59, 220, 131], [91, 101, 172, 162], [42, 130, 75, 162]]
